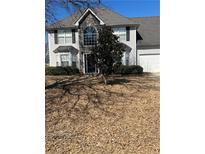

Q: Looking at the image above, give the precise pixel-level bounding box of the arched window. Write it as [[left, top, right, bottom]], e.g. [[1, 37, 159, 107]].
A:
[[84, 27, 97, 45]]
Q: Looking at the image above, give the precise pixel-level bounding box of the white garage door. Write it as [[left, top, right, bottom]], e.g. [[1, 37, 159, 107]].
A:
[[139, 54, 160, 72]]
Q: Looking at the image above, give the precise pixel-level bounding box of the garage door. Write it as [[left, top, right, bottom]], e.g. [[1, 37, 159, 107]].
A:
[[139, 54, 160, 72]]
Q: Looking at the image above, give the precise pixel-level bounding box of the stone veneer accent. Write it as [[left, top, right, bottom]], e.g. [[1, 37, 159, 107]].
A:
[[78, 12, 101, 73]]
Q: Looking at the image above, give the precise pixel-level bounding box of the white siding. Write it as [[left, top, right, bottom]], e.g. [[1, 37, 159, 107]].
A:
[[48, 33, 57, 66], [49, 27, 137, 68], [48, 30, 80, 67], [128, 27, 137, 65], [113, 27, 137, 65]]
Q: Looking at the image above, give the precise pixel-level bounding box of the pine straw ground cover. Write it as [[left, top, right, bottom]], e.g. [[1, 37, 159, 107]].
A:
[[46, 74, 160, 154]]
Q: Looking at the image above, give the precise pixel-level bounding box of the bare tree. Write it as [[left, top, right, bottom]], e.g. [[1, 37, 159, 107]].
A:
[[45, 0, 101, 25]]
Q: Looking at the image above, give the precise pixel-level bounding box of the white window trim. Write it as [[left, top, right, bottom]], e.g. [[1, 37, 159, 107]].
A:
[[72, 54, 77, 62], [57, 30, 72, 44], [60, 54, 70, 66], [113, 27, 126, 41], [74, 8, 104, 26], [84, 26, 97, 46]]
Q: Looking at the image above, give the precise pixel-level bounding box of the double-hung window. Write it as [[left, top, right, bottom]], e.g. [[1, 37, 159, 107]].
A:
[[57, 30, 65, 44], [57, 30, 72, 44], [65, 31, 72, 44], [60, 54, 69, 67], [113, 27, 126, 42]]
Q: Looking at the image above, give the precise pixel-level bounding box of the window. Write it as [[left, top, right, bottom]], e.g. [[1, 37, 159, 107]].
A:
[[84, 27, 97, 45], [113, 27, 126, 42], [60, 54, 69, 67], [57, 30, 72, 44], [65, 31, 72, 44], [57, 30, 65, 44]]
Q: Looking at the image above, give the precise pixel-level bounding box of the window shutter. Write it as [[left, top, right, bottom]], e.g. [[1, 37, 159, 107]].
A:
[[54, 30, 58, 44], [72, 29, 76, 43], [126, 27, 130, 41]]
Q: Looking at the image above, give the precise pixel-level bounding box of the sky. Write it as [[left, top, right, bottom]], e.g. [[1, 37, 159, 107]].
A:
[[55, 0, 160, 20], [46, 0, 160, 43]]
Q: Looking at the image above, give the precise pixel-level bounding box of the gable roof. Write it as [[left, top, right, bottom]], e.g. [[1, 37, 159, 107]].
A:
[[46, 8, 160, 47], [74, 8, 105, 26], [91, 8, 138, 26], [130, 16, 160, 47], [46, 7, 139, 30]]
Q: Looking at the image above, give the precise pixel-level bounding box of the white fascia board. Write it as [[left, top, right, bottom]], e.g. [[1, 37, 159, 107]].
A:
[[74, 8, 105, 26]]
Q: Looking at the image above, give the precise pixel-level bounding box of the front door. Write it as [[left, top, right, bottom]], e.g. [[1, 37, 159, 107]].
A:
[[85, 54, 96, 74]]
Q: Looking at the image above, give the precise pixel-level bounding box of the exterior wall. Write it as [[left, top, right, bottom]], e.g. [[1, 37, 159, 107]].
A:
[[48, 12, 138, 73], [55, 52, 72, 66], [48, 30, 80, 67], [118, 27, 137, 65], [78, 13, 100, 73]]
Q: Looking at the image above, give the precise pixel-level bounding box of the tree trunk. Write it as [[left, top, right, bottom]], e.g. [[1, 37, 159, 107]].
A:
[[102, 75, 107, 85]]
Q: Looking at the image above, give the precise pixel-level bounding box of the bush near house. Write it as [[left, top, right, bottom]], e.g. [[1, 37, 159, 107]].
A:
[[45, 66, 79, 75], [114, 65, 143, 75], [45, 65, 143, 75]]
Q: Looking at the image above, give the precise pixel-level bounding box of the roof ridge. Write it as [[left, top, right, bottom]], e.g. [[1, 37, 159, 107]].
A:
[[47, 7, 141, 30], [130, 16, 160, 19], [92, 7, 137, 24]]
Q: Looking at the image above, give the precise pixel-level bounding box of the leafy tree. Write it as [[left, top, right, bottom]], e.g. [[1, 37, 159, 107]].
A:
[[91, 26, 125, 84]]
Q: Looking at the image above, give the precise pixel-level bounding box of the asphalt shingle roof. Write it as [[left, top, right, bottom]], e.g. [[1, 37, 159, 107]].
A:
[[91, 8, 138, 26], [53, 46, 78, 53], [130, 17, 160, 47], [47, 8, 160, 47], [46, 7, 139, 30]]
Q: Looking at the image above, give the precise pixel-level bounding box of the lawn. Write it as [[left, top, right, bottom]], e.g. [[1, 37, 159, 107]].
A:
[[46, 74, 160, 154]]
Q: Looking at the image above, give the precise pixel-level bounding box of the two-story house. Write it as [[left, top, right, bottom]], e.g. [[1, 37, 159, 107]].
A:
[[47, 7, 160, 73]]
